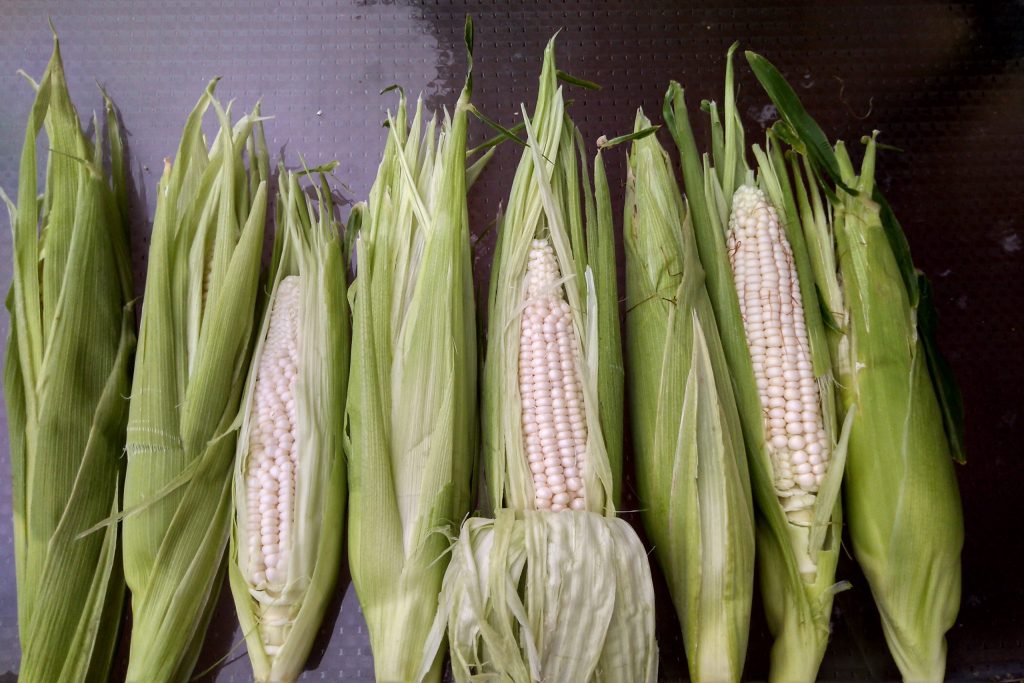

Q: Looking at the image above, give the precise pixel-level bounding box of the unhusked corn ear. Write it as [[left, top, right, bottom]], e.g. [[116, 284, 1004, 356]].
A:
[[3, 32, 134, 683], [245, 275, 301, 591], [727, 185, 828, 523], [520, 239, 588, 512], [123, 81, 269, 683], [346, 23, 477, 680], [746, 49, 964, 682], [624, 108, 754, 683]]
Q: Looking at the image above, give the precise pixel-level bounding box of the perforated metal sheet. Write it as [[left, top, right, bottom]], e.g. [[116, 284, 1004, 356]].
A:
[[1, 1, 1022, 681]]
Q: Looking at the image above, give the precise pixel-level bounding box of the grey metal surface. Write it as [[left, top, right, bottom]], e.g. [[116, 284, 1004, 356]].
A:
[[1, 1, 1022, 681]]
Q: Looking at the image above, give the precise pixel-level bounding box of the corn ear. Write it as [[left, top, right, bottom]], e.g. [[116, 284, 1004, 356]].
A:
[[662, 45, 852, 682], [2, 32, 133, 683], [122, 82, 269, 682], [759, 54, 963, 673], [432, 36, 657, 683], [345, 22, 477, 681], [623, 110, 755, 683], [483, 36, 619, 515], [747, 50, 965, 682], [227, 166, 348, 683]]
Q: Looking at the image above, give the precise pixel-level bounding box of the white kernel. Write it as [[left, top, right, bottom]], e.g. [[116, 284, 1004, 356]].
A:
[[796, 473, 816, 490]]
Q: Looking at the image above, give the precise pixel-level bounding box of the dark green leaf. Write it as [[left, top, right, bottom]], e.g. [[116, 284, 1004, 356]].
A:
[[468, 105, 529, 148], [556, 69, 601, 91], [916, 274, 966, 464], [745, 51, 853, 194], [873, 189, 920, 307], [468, 122, 526, 156]]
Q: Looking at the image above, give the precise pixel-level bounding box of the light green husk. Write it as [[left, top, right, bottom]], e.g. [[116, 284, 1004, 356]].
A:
[[622, 108, 755, 683], [429, 36, 657, 683], [345, 21, 478, 682], [661, 45, 853, 682], [228, 166, 349, 683], [745, 51, 965, 681], [2, 32, 133, 683], [122, 81, 269, 682]]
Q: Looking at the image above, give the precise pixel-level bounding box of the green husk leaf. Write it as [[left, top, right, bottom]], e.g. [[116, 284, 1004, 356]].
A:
[[744, 51, 852, 194], [917, 275, 966, 464]]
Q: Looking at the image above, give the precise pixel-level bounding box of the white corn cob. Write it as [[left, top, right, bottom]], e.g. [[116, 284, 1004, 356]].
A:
[[727, 185, 829, 524], [519, 239, 588, 512], [243, 276, 300, 610]]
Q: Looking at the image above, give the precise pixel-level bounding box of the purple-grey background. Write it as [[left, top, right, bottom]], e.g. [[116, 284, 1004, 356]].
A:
[[0, 1, 1021, 681]]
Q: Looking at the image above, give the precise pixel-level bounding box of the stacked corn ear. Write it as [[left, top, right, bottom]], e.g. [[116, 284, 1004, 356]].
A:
[[747, 51, 965, 682], [427, 38, 658, 683], [2, 34, 133, 683], [662, 45, 853, 682], [345, 30, 478, 682], [622, 109, 755, 683], [122, 81, 270, 682], [228, 166, 349, 683]]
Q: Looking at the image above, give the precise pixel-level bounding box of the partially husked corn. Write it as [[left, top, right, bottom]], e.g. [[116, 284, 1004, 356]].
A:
[[229, 166, 348, 683], [244, 276, 300, 592], [520, 239, 588, 512], [446, 36, 657, 683], [727, 185, 828, 523]]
